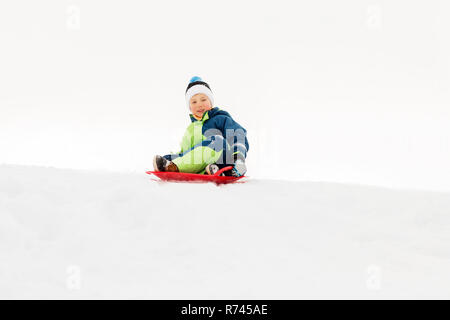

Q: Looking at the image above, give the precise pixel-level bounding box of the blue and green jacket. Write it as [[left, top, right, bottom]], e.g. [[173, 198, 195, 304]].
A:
[[163, 107, 249, 173]]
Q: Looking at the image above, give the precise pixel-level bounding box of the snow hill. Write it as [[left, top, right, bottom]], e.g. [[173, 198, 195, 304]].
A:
[[1, 164, 450, 299]]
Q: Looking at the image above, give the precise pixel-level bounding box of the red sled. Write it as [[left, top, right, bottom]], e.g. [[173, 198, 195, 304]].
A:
[[146, 166, 246, 185]]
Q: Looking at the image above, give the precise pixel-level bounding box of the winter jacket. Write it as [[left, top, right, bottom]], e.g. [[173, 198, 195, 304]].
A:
[[176, 107, 249, 160]]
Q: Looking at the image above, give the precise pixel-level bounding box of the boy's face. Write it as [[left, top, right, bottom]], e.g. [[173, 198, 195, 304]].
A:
[[189, 93, 212, 120]]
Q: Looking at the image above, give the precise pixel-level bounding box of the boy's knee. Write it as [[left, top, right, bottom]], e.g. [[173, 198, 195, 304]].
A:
[[230, 142, 247, 159], [163, 154, 179, 161], [207, 135, 227, 151]]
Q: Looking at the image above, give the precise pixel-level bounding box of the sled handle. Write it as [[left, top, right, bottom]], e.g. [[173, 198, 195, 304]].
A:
[[214, 166, 234, 176]]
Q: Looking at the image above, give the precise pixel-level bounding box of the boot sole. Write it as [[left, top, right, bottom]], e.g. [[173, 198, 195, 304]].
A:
[[153, 155, 163, 172]]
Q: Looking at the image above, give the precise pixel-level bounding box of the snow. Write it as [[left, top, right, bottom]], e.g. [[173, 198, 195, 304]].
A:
[[1, 1, 449, 300], [2, 164, 450, 299]]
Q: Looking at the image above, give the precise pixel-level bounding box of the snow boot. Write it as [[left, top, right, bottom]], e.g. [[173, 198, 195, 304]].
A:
[[206, 154, 247, 177], [153, 155, 179, 172], [205, 163, 222, 175]]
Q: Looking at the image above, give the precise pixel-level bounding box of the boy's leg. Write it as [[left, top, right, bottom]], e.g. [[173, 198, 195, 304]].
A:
[[225, 141, 248, 177], [171, 135, 230, 173], [162, 154, 181, 161], [229, 143, 248, 163]]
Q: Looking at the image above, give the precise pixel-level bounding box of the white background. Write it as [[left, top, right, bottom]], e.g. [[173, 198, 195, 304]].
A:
[[1, 0, 449, 191]]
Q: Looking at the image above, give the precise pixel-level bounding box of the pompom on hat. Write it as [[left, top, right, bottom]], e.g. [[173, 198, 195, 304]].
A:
[[185, 76, 214, 109]]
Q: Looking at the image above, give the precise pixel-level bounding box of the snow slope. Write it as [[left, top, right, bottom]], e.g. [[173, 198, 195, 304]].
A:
[[1, 164, 450, 299]]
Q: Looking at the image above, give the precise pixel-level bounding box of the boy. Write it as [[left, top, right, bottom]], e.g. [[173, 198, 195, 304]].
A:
[[153, 76, 249, 177]]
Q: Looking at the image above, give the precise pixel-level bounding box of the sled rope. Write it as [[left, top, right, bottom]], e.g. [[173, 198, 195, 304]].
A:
[[214, 166, 234, 176]]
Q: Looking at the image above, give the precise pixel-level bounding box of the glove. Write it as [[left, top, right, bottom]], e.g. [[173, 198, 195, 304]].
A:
[[231, 153, 247, 177]]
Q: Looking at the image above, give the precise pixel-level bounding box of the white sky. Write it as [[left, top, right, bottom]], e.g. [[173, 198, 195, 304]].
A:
[[1, 0, 450, 191]]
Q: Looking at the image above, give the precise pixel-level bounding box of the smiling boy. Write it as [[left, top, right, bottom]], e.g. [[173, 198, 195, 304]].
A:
[[153, 76, 249, 177]]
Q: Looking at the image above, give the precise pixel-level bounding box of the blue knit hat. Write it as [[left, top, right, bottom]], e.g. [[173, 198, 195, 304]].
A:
[[185, 76, 214, 109]]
